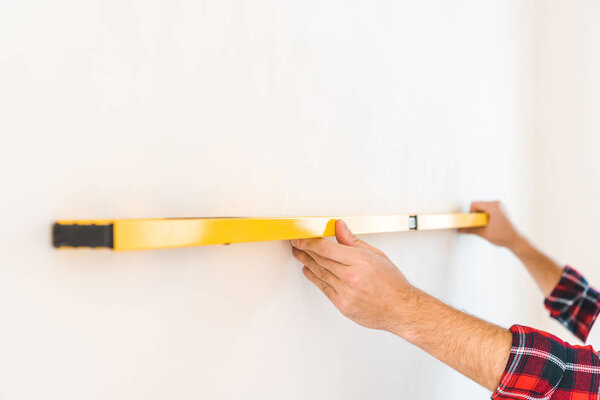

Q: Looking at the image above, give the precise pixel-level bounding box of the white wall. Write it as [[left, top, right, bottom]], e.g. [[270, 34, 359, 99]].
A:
[[0, 1, 536, 399], [530, 0, 600, 339]]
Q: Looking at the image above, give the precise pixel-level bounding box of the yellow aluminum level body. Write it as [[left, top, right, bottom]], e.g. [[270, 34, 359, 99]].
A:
[[55, 212, 488, 251]]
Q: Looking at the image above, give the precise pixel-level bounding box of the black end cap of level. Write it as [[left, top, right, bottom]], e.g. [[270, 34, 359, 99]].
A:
[[52, 223, 114, 248]]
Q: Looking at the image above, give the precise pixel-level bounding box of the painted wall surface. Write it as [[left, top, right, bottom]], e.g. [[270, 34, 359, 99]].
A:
[[531, 0, 600, 341], [1, 1, 538, 399]]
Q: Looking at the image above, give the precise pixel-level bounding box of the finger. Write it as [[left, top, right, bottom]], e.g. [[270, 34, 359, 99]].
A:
[[334, 219, 388, 258], [458, 227, 485, 236], [470, 202, 487, 213], [302, 266, 337, 301], [469, 201, 498, 213], [291, 237, 360, 265], [292, 247, 340, 289], [304, 249, 346, 276]]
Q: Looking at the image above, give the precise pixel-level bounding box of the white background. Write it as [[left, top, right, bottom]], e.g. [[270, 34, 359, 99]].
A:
[[1, 0, 596, 399], [530, 0, 600, 341]]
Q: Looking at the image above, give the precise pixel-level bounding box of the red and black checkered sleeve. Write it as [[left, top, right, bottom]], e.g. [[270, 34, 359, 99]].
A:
[[544, 266, 600, 342], [492, 324, 600, 399]]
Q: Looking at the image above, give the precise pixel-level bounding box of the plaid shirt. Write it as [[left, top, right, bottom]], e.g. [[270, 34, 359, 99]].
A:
[[492, 266, 600, 399]]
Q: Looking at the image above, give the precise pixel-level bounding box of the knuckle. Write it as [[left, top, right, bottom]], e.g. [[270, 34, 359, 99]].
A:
[[305, 262, 316, 273], [355, 259, 369, 270], [319, 241, 333, 258], [336, 297, 349, 313], [357, 252, 373, 268], [303, 267, 316, 282], [303, 254, 315, 267], [295, 250, 307, 263], [314, 265, 326, 280], [309, 250, 323, 264], [345, 273, 361, 288], [323, 286, 335, 299]]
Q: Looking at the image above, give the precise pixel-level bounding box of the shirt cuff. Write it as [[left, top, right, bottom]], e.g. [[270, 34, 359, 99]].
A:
[[544, 265, 600, 342], [491, 325, 567, 399]]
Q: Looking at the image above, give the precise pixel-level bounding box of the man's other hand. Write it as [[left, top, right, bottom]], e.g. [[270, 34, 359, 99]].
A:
[[458, 201, 522, 249]]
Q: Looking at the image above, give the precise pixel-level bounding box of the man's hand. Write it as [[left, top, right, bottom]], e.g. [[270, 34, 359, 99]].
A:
[[458, 201, 522, 249], [289, 218, 512, 392], [460, 200, 563, 297], [290, 219, 414, 333]]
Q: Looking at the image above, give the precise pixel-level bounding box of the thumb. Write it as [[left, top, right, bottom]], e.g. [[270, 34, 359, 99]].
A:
[[335, 219, 388, 258], [458, 227, 484, 236], [335, 219, 360, 246]]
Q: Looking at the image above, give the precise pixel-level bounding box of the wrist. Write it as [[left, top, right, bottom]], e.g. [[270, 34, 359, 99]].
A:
[[507, 234, 530, 255], [387, 286, 430, 341]]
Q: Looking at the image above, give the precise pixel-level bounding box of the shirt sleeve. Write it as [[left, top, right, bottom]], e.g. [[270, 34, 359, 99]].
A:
[[492, 324, 600, 399], [544, 265, 600, 342]]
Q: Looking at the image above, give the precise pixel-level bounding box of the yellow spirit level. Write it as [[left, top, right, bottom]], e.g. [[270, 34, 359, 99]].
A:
[[52, 213, 487, 251]]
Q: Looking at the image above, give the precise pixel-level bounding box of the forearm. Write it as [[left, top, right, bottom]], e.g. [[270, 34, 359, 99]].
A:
[[292, 215, 600, 396], [389, 287, 512, 392], [509, 236, 563, 297], [459, 201, 563, 297]]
